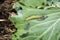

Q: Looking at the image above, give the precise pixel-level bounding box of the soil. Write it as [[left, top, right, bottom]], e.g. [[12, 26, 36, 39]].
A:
[[0, 0, 17, 40]]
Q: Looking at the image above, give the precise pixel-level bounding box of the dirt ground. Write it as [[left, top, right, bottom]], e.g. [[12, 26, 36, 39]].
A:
[[0, 0, 17, 40]]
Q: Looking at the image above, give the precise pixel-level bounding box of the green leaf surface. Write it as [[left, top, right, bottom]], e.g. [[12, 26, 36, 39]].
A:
[[10, 0, 60, 40], [19, 0, 46, 8], [10, 8, 60, 40], [22, 12, 60, 40]]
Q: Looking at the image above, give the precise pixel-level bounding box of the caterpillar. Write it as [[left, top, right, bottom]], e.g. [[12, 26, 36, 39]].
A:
[[26, 15, 47, 21]]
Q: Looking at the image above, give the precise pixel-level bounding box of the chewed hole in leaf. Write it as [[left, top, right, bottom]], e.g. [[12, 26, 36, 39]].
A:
[[14, 34, 17, 37], [46, 4, 49, 6], [19, 7, 23, 10], [51, 2, 54, 4], [42, 2, 45, 5], [20, 32, 29, 38]]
